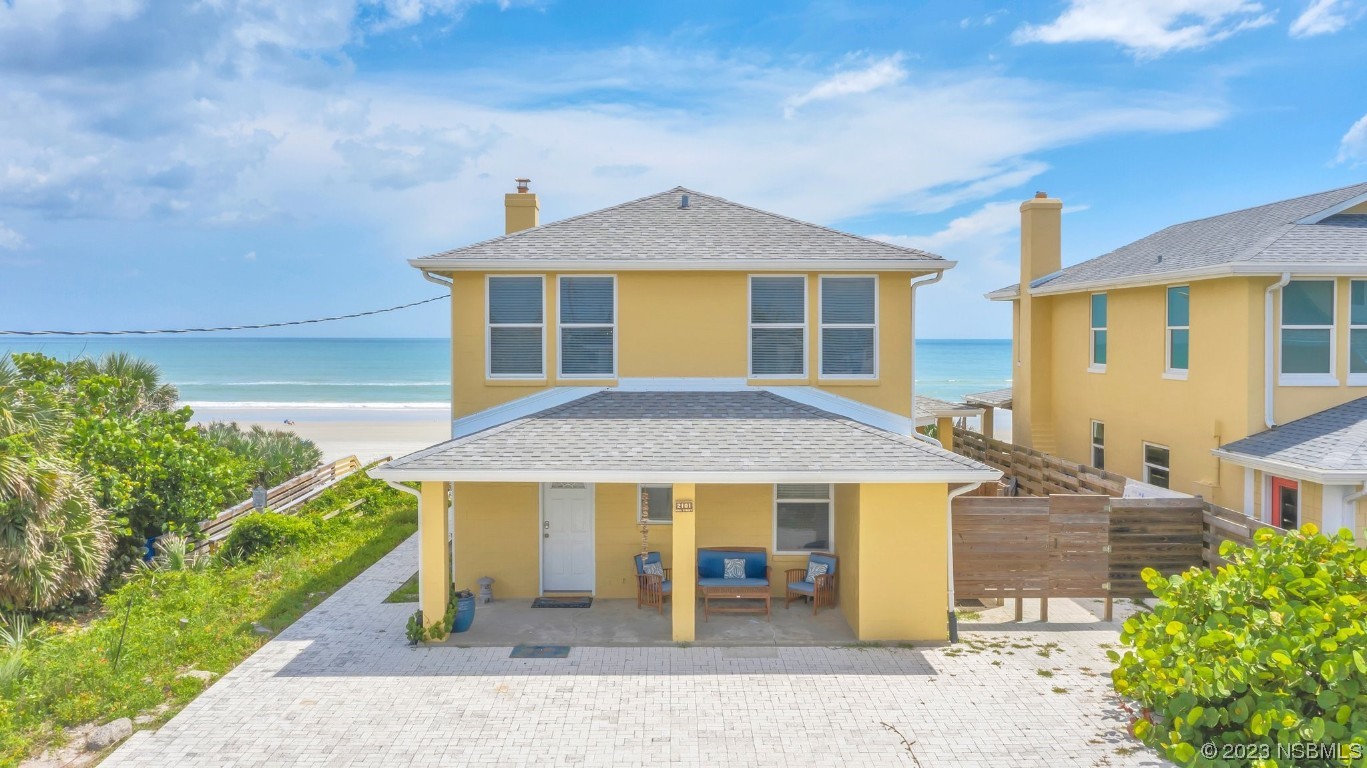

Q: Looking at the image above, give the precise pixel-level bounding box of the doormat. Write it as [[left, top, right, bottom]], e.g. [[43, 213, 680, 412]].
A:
[[532, 597, 593, 608], [510, 644, 571, 659]]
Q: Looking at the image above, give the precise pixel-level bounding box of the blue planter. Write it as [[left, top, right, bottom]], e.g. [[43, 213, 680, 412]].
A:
[[452, 595, 476, 633], [142, 536, 160, 563]]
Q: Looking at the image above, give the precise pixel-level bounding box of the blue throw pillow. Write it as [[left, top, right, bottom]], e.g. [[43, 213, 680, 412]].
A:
[[805, 562, 829, 583], [723, 558, 746, 579]]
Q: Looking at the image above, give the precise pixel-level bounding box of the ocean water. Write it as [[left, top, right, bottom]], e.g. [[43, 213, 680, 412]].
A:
[[0, 337, 1010, 408]]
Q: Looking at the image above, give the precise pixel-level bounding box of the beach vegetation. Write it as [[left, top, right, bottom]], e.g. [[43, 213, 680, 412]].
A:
[[222, 512, 317, 563], [200, 421, 323, 488], [1110, 525, 1367, 766]]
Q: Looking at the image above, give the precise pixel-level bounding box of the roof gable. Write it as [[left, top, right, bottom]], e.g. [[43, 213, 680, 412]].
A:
[[413, 187, 949, 271]]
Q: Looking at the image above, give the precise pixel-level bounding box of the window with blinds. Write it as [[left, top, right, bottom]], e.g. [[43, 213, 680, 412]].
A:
[[487, 276, 544, 378], [820, 276, 876, 377], [749, 276, 806, 377], [775, 484, 832, 553], [559, 276, 615, 377]]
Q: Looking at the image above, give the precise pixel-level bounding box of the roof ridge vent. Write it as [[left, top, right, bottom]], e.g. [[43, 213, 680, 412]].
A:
[[680, 193, 690, 209]]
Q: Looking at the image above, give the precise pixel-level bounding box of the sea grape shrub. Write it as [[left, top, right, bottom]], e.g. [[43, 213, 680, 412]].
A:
[[223, 513, 317, 563], [1110, 525, 1367, 766]]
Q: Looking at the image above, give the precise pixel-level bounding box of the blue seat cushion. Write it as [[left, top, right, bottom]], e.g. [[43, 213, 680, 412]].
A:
[[635, 551, 662, 575], [787, 581, 815, 594], [698, 577, 769, 588], [661, 580, 672, 594], [697, 549, 767, 579]]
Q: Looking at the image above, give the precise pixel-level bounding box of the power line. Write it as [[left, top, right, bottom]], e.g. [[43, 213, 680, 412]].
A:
[[0, 294, 448, 336]]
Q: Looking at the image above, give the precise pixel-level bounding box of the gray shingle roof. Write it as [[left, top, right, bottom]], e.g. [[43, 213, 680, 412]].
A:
[[913, 395, 981, 422], [413, 187, 949, 269], [989, 183, 1367, 299], [1214, 396, 1367, 479], [373, 390, 997, 481], [964, 388, 1013, 409]]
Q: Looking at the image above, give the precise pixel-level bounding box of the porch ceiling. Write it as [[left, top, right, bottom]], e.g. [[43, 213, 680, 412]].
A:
[[369, 389, 1000, 484]]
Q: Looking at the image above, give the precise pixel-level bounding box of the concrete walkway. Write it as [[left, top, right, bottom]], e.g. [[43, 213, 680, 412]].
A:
[[105, 535, 1164, 767]]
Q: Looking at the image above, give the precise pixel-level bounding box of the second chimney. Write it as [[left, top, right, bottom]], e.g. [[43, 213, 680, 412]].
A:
[[505, 178, 539, 234]]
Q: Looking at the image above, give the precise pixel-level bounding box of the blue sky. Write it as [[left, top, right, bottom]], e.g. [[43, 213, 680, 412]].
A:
[[1, 0, 1364, 339]]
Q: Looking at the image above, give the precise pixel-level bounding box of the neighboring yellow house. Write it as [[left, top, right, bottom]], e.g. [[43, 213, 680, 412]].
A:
[[371, 182, 1000, 642], [984, 183, 1367, 542]]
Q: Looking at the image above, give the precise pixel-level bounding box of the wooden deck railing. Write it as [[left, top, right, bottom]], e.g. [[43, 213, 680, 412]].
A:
[[196, 455, 364, 548]]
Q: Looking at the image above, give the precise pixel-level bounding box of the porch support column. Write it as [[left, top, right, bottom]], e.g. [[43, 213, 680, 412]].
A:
[[937, 416, 955, 452], [851, 483, 949, 641], [671, 482, 697, 642], [981, 407, 995, 439], [419, 481, 450, 629]]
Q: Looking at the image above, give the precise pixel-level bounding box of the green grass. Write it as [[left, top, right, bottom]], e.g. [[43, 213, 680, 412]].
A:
[[0, 472, 417, 766], [384, 573, 419, 604]]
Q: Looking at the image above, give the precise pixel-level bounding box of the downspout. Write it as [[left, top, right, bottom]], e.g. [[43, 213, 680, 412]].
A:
[[909, 273, 944, 440], [1265, 273, 1291, 429], [383, 479, 425, 612], [422, 270, 453, 289], [945, 481, 984, 643], [1345, 483, 1367, 505]]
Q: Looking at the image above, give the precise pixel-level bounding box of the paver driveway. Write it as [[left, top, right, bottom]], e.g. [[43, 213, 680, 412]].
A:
[[105, 536, 1164, 767]]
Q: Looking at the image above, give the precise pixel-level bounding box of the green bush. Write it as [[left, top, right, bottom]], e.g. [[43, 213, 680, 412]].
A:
[[199, 422, 322, 488], [222, 513, 317, 563], [1110, 525, 1367, 766]]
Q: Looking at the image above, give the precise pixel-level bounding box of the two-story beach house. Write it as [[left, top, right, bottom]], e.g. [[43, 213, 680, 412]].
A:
[[984, 183, 1367, 542], [370, 182, 1000, 642]]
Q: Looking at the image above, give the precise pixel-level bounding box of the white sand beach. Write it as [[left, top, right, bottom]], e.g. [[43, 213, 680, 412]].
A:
[[191, 406, 451, 465]]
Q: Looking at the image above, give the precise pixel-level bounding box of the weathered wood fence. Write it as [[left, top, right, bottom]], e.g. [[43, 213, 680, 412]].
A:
[[196, 455, 364, 549]]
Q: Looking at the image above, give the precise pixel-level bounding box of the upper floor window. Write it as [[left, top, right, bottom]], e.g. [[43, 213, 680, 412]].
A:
[[1166, 285, 1189, 377], [487, 275, 544, 378], [1089, 293, 1107, 370], [749, 276, 806, 378], [558, 276, 616, 378], [1351, 281, 1367, 381], [1280, 280, 1334, 382], [820, 276, 877, 378]]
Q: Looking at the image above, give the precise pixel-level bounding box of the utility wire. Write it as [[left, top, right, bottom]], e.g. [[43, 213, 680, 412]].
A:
[[0, 294, 448, 336]]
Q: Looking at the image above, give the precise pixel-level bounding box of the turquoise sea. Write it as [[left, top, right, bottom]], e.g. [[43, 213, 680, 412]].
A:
[[0, 338, 1010, 409]]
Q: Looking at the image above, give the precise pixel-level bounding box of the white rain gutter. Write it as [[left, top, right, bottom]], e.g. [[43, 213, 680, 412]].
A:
[[1265, 273, 1291, 429], [1345, 482, 1367, 505], [908, 273, 943, 439], [382, 479, 426, 610], [421, 270, 453, 289], [945, 481, 984, 643]]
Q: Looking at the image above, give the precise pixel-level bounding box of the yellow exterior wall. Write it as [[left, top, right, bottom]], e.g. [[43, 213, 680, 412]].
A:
[[1300, 481, 1323, 531], [594, 484, 674, 599], [452, 482, 541, 597], [447, 270, 925, 420], [844, 483, 949, 641], [834, 483, 861, 632], [1344, 201, 1367, 215]]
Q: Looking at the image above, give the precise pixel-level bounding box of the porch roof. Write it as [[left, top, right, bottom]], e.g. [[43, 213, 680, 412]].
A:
[[1212, 396, 1367, 483], [369, 390, 1000, 484], [964, 387, 1013, 410]]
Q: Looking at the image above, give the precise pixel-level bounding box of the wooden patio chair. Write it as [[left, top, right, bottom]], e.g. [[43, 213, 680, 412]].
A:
[[784, 552, 838, 615], [633, 551, 671, 614]]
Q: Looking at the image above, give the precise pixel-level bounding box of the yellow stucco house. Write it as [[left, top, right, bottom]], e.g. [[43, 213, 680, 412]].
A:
[[369, 183, 1000, 642], [984, 182, 1367, 542]]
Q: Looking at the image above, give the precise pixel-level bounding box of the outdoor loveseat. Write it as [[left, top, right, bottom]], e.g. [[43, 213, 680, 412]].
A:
[[696, 546, 771, 621]]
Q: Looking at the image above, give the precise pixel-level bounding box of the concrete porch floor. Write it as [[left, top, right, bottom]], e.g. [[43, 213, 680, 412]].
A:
[[436, 597, 857, 647]]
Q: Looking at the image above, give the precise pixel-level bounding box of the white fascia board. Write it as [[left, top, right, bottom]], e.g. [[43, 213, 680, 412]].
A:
[[614, 377, 749, 391], [764, 386, 916, 435], [1209, 448, 1367, 485], [410, 258, 955, 273], [367, 467, 1002, 484], [992, 262, 1367, 301], [1296, 191, 1367, 224], [451, 386, 604, 439]]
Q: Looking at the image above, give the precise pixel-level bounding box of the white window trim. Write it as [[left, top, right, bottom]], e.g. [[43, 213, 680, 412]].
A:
[[1349, 279, 1367, 386], [1090, 420, 1104, 469], [1164, 285, 1189, 379], [1278, 279, 1336, 386], [557, 274, 617, 380], [638, 483, 673, 525], [486, 274, 546, 380], [1142, 442, 1170, 488], [818, 274, 879, 380], [748, 274, 808, 380], [772, 483, 835, 555], [1089, 292, 1107, 373]]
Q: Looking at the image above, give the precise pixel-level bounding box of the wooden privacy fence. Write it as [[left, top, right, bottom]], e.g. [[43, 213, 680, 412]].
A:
[[196, 455, 364, 550], [953, 494, 1206, 620], [952, 426, 1285, 567]]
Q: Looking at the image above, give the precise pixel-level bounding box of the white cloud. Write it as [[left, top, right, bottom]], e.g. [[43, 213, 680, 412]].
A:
[[243, 250, 257, 260], [784, 54, 906, 118], [1290, 0, 1359, 36], [1013, 0, 1276, 57], [0, 221, 26, 250], [1339, 113, 1367, 164]]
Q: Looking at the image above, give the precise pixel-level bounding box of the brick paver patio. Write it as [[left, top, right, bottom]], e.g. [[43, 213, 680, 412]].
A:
[[104, 535, 1164, 767]]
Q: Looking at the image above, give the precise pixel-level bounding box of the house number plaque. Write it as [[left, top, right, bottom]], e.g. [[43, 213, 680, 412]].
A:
[[673, 499, 694, 513]]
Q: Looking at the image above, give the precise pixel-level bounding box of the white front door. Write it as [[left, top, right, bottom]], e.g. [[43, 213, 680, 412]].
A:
[[542, 483, 595, 592]]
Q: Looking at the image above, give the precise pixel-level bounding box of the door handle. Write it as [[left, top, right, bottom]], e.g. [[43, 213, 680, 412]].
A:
[[544, 533, 550, 539]]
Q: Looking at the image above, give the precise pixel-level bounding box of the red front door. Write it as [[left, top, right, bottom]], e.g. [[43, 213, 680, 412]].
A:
[[1270, 477, 1299, 529]]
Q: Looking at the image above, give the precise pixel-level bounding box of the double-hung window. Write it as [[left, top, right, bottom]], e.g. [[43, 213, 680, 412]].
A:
[[487, 276, 544, 378], [820, 276, 877, 378], [774, 484, 833, 553], [749, 276, 807, 377], [1089, 293, 1107, 371], [1165, 286, 1189, 377], [639, 484, 672, 524], [1350, 281, 1367, 383], [1280, 280, 1335, 384], [1143, 443, 1170, 489], [1090, 420, 1105, 469], [559, 276, 615, 378]]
